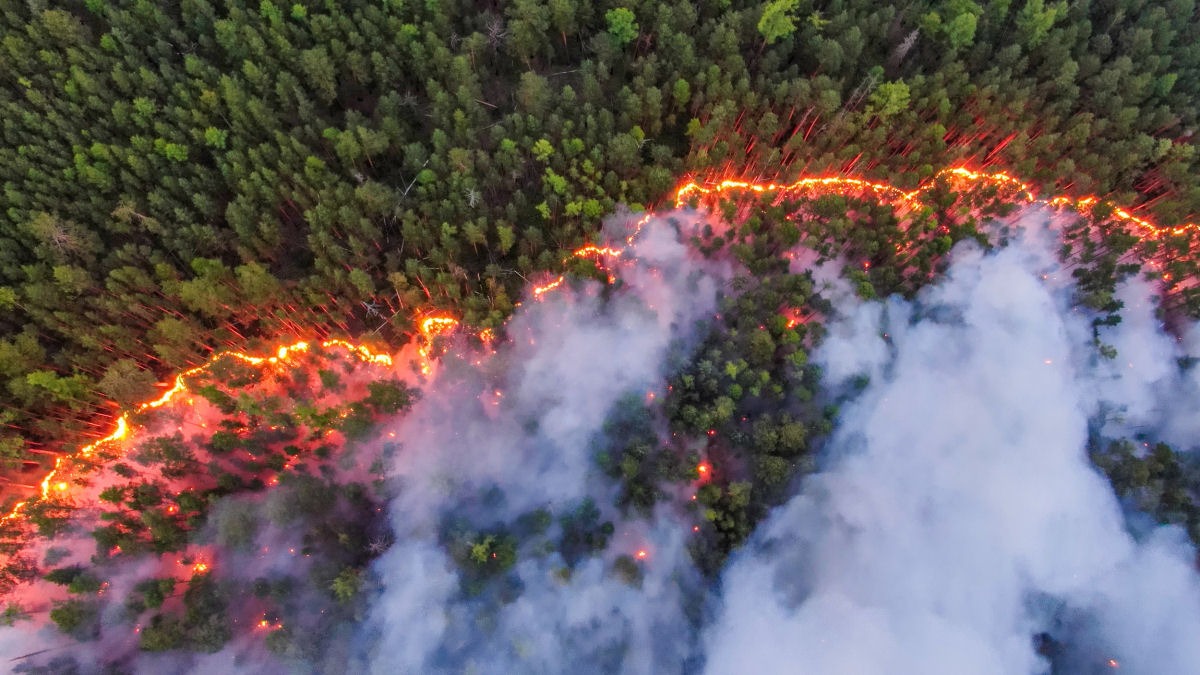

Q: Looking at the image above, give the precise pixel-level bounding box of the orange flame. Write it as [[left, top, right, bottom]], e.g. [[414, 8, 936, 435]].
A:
[[532, 276, 565, 299], [416, 314, 459, 374], [1, 340, 395, 528], [572, 244, 623, 259], [674, 166, 1199, 243]]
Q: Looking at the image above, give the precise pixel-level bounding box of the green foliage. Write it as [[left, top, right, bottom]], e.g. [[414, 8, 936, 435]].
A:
[[133, 577, 177, 610], [203, 127, 228, 149], [758, 0, 799, 44], [1015, 0, 1063, 48], [531, 138, 555, 162], [868, 81, 911, 119], [923, 0, 982, 50], [50, 599, 99, 639], [558, 499, 614, 567], [365, 380, 416, 414], [605, 8, 639, 45], [317, 369, 342, 392], [43, 565, 87, 586], [329, 567, 362, 604], [140, 614, 186, 652], [1, 603, 29, 626]]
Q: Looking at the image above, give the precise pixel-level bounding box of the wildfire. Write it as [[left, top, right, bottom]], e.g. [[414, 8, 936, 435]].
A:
[[530, 241, 631, 301], [674, 166, 1200, 245], [531, 276, 565, 299], [572, 244, 623, 259], [0, 339, 396, 529], [419, 315, 460, 340], [416, 314, 460, 374]]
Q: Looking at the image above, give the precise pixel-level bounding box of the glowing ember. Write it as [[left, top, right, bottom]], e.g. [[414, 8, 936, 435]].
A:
[[1108, 659, 1120, 669], [697, 462, 711, 476], [635, 549, 648, 560]]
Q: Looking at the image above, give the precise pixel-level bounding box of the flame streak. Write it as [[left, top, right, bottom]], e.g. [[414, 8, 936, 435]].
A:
[[674, 166, 1199, 243], [416, 314, 460, 374], [530, 241, 629, 301], [1, 340, 394, 528], [531, 277, 565, 298]]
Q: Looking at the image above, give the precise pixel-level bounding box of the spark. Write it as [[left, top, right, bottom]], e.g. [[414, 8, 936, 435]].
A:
[[635, 549, 648, 560]]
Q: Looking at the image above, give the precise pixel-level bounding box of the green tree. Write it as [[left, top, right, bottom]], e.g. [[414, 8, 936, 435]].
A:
[[758, 0, 799, 45], [1015, 0, 1063, 48], [97, 358, 158, 407], [49, 599, 98, 639], [867, 81, 911, 119], [605, 8, 639, 46], [330, 567, 362, 604]]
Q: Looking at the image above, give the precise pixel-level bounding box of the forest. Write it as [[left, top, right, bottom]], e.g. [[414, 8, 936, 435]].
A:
[[2, 0, 1200, 470], [2, 0, 1200, 671]]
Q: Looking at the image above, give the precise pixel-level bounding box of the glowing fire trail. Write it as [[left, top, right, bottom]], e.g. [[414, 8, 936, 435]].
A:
[[674, 166, 1200, 243], [1, 340, 397, 529]]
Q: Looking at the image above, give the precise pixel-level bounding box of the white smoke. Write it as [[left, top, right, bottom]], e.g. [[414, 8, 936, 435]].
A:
[[703, 212, 1200, 674], [359, 214, 729, 673]]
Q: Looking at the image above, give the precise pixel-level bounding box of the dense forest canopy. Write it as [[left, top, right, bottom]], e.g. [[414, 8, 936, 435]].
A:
[[1, 0, 1199, 464]]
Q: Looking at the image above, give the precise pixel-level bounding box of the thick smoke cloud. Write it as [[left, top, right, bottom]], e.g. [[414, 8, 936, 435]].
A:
[[704, 212, 1200, 675], [356, 215, 730, 673]]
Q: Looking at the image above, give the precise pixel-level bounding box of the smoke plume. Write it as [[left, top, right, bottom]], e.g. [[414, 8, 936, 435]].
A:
[[703, 210, 1200, 674]]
